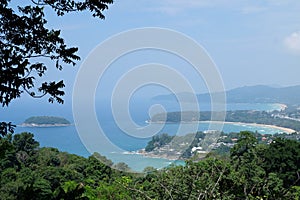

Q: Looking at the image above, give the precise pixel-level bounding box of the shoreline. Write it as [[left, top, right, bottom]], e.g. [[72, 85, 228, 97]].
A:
[[128, 149, 184, 161], [202, 121, 295, 134], [19, 123, 72, 128], [135, 120, 296, 161], [275, 103, 288, 111], [148, 120, 296, 134]]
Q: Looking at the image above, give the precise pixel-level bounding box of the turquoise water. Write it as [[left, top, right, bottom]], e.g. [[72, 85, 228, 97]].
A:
[[11, 103, 287, 172], [15, 121, 286, 172]]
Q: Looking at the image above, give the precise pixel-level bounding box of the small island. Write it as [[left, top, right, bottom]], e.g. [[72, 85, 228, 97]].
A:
[[21, 116, 71, 127]]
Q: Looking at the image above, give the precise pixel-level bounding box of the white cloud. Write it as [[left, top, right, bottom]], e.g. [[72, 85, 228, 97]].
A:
[[284, 31, 300, 54]]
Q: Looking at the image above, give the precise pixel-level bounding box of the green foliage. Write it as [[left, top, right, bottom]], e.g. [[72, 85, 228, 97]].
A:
[[113, 162, 131, 172], [13, 132, 39, 154], [0, 132, 116, 199], [1, 131, 300, 199], [129, 158, 235, 200], [211, 143, 231, 156], [92, 152, 113, 167], [0, 0, 112, 106], [143, 166, 157, 174], [288, 186, 300, 200], [230, 131, 257, 160], [229, 131, 296, 199], [24, 116, 70, 125], [151, 110, 300, 131], [55, 181, 86, 200], [261, 137, 300, 187], [0, 133, 13, 159], [145, 133, 174, 152], [0, 122, 16, 136], [83, 156, 113, 181]]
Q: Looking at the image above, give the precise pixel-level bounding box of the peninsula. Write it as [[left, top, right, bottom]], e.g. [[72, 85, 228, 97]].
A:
[[21, 116, 71, 127], [149, 109, 300, 132]]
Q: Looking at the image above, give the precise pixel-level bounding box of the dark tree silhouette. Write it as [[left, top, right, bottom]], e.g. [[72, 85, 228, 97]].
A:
[[0, 0, 113, 135], [0, 122, 16, 136]]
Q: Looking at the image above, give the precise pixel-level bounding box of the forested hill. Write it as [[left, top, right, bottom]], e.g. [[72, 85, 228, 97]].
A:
[[150, 110, 300, 131], [1, 132, 299, 199], [23, 116, 71, 126], [153, 85, 300, 105], [225, 85, 300, 104]]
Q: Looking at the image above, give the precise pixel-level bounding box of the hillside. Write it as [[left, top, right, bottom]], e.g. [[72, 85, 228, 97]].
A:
[[1, 132, 300, 199], [152, 85, 300, 105], [23, 116, 71, 127], [150, 110, 300, 132]]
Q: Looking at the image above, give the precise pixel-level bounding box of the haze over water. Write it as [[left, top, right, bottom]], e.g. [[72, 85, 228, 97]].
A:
[[2, 101, 286, 172]]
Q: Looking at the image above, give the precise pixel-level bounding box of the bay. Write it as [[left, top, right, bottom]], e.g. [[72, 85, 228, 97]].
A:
[[9, 102, 286, 172]]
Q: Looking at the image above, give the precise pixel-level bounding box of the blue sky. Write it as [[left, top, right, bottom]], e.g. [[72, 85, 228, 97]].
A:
[[2, 1, 300, 159], [1, 0, 300, 129], [4, 0, 300, 107], [41, 0, 300, 96]]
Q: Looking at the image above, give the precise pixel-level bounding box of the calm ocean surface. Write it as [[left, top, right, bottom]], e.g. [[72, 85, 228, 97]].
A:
[[2, 102, 285, 172]]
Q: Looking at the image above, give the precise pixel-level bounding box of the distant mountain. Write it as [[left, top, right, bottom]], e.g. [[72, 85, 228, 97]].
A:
[[226, 85, 300, 104], [152, 85, 300, 105]]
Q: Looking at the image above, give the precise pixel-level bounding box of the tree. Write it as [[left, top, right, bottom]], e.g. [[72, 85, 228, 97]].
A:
[[262, 138, 300, 188], [0, 122, 16, 137], [229, 131, 289, 199], [113, 162, 131, 172], [0, 0, 113, 135], [54, 181, 86, 200], [92, 152, 113, 167], [0, 133, 13, 159], [0, 0, 113, 106], [13, 132, 39, 154]]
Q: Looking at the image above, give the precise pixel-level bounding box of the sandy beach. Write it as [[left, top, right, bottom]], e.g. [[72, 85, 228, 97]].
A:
[[200, 121, 295, 134], [149, 120, 296, 133]]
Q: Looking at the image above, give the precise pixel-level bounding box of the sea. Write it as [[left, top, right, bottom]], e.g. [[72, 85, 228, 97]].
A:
[[0, 99, 286, 172]]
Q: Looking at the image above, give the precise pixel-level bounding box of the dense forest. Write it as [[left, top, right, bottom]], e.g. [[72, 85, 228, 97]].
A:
[[23, 116, 71, 125], [1, 1, 300, 198], [0, 131, 299, 199], [150, 110, 300, 131], [144, 131, 300, 159]]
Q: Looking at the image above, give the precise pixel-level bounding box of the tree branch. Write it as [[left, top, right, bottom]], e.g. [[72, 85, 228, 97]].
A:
[[23, 86, 47, 98]]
